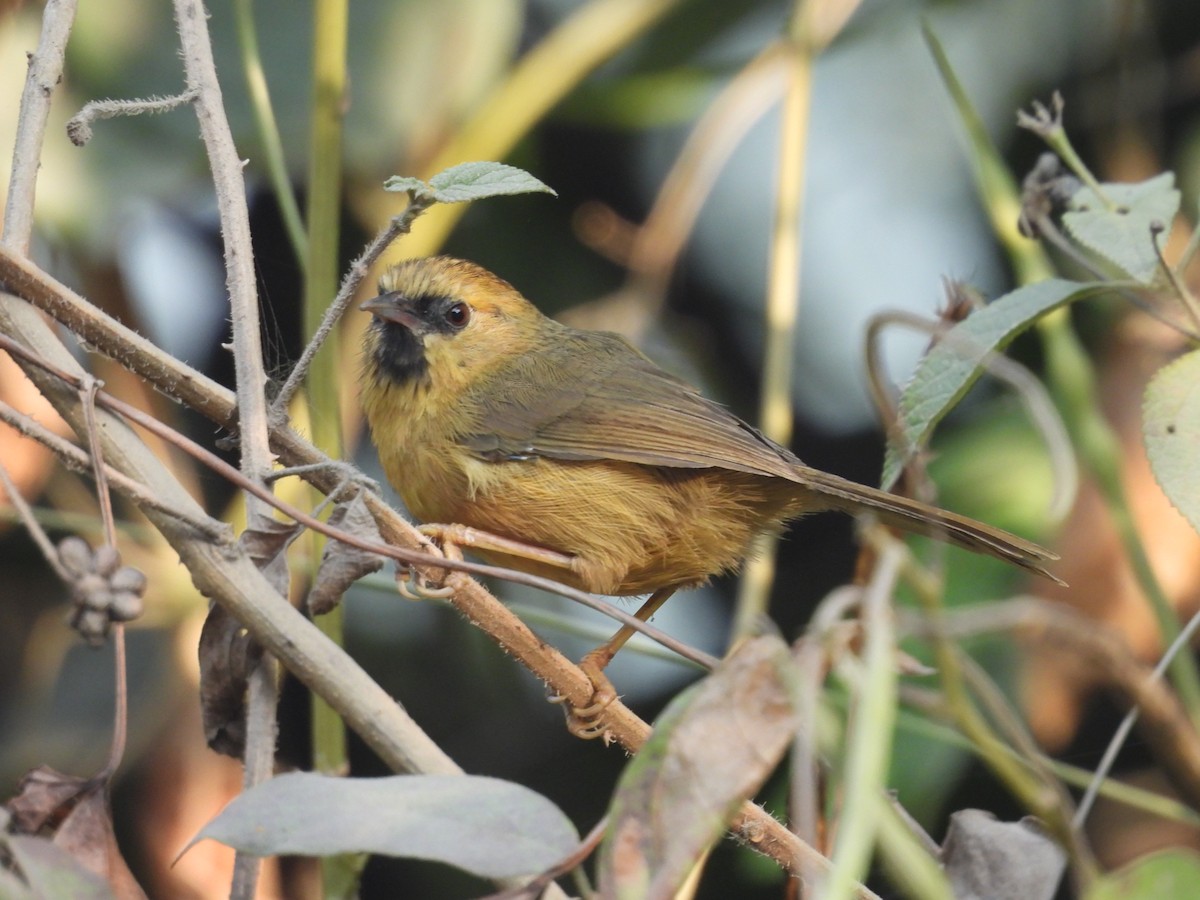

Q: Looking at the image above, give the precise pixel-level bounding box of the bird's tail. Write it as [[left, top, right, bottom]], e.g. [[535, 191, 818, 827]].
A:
[[792, 467, 1063, 584]]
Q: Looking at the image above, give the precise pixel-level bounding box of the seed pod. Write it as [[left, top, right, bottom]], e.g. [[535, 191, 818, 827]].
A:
[[57, 537, 93, 578], [93, 545, 121, 577], [76, 573, 109, 607], [110, 566, 147, 597], [110, 591, 144, 622]]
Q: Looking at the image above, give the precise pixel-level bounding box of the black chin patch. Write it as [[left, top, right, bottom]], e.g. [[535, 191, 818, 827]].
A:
[[372, 319, 428, 386]]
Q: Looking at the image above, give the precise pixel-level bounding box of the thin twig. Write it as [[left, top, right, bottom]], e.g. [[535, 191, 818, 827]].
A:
[[791, 584, 863, 885], [79, 377, 117, 542], [0, 397, 230, 541], [66, 90, 198, 147], [1, 0, 78, 253], [1076, 607, 1200, 827], [1151, 222, 1200, 333], [80, 376, 129, 783], [271, 203, 430, 417], [956, 649, 1076, 817], [822, 531, 903, 900], [0, 461, 70, 579], [902, 598, 1200, 818], [899, 559, 1098, 884]]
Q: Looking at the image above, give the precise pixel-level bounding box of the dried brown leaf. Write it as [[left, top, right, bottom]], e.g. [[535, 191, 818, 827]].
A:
[[940, 810, 1065, 900], [4, 767, 146, 898], [198, 604, 263, 758], [238, 518, 301, 595], [598, 635, 800, 899], [306, 493, 384, 616]]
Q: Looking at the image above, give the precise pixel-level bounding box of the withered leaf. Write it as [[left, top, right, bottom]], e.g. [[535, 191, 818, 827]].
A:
[[53, 786, 146, 899], [198, 603, 263, 758], [598, 634, 800, 899], [238, 518, 302, 596], [7, 766, 91, 834], [5, 767, 146, 898], [306, 493, 385, 616], [940, 810, 1065, 900]]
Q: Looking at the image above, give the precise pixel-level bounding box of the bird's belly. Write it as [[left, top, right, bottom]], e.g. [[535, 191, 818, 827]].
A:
[[412, 455, 794, 596]]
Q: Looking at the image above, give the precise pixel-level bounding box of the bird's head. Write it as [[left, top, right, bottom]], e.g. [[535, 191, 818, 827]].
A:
[[361, 256, 548, 392]]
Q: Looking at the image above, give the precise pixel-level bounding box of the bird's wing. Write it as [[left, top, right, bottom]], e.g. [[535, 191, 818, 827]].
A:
[[461, 328, 802, 481]]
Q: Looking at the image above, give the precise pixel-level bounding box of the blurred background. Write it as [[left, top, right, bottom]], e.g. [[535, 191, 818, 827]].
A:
[[3, 0, 1200, 896]]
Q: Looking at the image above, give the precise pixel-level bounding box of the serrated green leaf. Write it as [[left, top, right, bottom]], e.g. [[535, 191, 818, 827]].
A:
[[597, 636, 799, 900], [384, 163, 556, 204], [1085, 849, 1200, 899], [427, 162, 556, 202], [883, 279, 1108, 490], [194, 773, 577, 879], [382, 175, 429, 194], [1143, 348, 1200, 537], [1062, 174, 1180, 284]]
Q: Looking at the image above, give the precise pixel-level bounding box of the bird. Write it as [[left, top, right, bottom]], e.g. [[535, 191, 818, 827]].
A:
[[359, 256, 1059, 732]]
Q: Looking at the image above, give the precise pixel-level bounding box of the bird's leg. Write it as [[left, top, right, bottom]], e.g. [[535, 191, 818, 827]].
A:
[[566, 586, 677, 740], [399, 522, 580, 600], [418, 523, 579, 572]]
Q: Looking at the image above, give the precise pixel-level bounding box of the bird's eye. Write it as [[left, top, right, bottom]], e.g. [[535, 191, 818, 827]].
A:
[[444, 302, 471, 329]]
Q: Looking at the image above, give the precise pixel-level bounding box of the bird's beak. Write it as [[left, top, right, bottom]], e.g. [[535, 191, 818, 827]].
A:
[[361, 292, 423, 332]]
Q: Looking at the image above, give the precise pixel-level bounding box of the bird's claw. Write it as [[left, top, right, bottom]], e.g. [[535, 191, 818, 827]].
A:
[[551, 654, 620, 743], [394, 523, 464, 600], [395, 565, 456, 601]]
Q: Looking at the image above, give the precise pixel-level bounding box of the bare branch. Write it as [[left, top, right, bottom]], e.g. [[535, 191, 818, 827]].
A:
[[0, 397, 230, 541], [66, 90, 198, 146], [0, 460, 70, 579], [1, 0, 77, 253]]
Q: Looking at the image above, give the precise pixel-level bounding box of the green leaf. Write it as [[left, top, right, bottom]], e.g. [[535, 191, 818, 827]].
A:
[[597, 635, 799, 900], [1143, 347, 1200, 536], [194, 773, 578, 879], [381, 175, 428, 195], [1062, 174, 1180, 284], [882, 279, 1108, 490], [385, 162, 557, 204], [1085, 849, 1200, 899]]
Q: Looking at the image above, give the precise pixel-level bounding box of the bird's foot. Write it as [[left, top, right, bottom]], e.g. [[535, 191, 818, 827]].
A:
[[394, 525, 463, 601], [416, 523, 579, 575], [553, 649, 620, 743]]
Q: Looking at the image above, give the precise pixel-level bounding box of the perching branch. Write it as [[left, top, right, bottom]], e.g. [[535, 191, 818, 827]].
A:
[[173, 0, 280, 890]]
